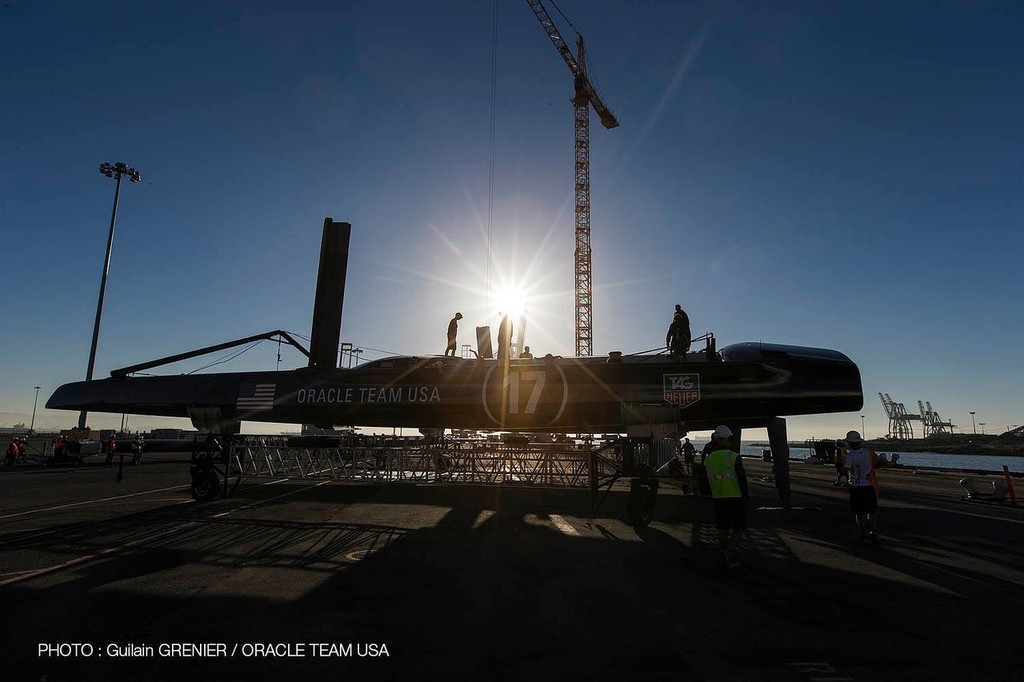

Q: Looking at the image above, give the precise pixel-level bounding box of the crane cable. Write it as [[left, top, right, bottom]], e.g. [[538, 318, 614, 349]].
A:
[[548, 0, 580, 37], [550, 0, 609, 105], [485, 0, 499, 321]]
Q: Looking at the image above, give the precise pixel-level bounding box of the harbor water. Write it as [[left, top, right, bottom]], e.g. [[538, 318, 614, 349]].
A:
[[736, 442, 1024, 474]]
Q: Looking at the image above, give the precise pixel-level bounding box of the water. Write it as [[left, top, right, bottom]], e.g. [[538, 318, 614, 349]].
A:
[[734, 442, 1024, 474], [850, 451, 1022, 474]]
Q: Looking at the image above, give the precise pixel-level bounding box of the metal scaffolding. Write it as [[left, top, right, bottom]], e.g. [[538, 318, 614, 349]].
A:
[[189, 434, 656, 518], [229, 436, 597, 488]]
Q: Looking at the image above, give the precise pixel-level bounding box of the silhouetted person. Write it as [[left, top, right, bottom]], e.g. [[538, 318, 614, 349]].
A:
[[704, 425, 749, 568], [52, 436, 67, 461], [105, 435, 117, 465], [833, 440, 849, 486], [700, 439, 714, 465], [666, 308, 691, 358], [845, 430, 881, 545], [682, 437, 696, 468], [676, 436, 698, 491], [497, 312, 513, 361], [519, 345, 533, 359], [445, 312, 463, 357]]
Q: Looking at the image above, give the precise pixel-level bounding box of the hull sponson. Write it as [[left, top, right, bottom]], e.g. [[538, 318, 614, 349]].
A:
[[47, 342, 862, 432]]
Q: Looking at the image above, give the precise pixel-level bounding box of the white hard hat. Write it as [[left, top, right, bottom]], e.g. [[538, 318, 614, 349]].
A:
[[845, 430, 863, 443], [713, 425, 733, 439]]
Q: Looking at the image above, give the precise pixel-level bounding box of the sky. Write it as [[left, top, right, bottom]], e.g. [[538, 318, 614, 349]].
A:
[[2, 0, 1022, 440]]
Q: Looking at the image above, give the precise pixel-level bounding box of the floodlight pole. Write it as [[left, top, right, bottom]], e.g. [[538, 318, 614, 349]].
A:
[[79, 162, 140, 430], [30, 386, 41, 433]]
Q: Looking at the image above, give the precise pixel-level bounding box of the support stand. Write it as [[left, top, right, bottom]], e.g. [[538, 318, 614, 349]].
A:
[[767, 416, 792, 509]]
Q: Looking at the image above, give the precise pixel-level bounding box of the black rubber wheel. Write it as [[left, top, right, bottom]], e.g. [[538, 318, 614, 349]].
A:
[[191, 470, 220, 502]]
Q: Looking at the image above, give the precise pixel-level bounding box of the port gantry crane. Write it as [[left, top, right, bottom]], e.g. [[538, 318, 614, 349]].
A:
[[526, 0, 619, 357], [878, 392, 920, 440], [917, 400, 954, 437]]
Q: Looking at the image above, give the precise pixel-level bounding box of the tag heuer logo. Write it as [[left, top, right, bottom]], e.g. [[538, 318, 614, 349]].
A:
[[664, 374, 701, 408]]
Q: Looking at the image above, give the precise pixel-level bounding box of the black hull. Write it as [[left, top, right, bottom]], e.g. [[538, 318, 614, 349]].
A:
[[47, 343, 862, 433]]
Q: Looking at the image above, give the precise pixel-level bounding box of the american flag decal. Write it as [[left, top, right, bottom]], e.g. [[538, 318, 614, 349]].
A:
[[236, 383, 276, 411]]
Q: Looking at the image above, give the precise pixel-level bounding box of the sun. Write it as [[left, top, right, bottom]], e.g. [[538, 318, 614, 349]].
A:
[[493, 286, 528, 319]]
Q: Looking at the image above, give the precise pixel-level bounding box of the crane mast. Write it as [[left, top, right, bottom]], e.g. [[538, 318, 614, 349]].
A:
[[527, 0, 618, 356]]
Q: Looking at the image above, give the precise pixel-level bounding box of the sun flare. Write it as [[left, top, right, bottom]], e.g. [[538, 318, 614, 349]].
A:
[[493, 286, 529, 319]]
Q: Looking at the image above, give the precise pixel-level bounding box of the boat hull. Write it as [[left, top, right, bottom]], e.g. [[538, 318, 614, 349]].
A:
[[47, 342, 862, 433]]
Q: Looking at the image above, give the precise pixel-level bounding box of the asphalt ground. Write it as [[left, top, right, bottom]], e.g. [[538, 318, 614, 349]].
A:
[[1, 454, 1021, 681]]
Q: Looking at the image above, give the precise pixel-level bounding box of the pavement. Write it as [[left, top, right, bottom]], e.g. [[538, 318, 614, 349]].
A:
[[1, 455, 1021, 681]]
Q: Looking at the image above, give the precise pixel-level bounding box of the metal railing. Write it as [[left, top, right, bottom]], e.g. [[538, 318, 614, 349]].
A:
[[227, 435, 604, 489]]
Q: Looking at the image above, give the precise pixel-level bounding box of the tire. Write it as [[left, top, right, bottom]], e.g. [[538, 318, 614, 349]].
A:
[[191, 470, 220, 502]]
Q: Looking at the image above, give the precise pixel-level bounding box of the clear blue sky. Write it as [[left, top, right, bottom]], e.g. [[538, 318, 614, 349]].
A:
[[2, 1, 1022, 440]]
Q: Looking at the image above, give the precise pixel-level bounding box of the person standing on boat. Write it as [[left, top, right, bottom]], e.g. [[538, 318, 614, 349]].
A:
[[704, 425, 749, 568], [844, 430, 880, 545], [667, 304, 691, 358], [497, 312, 513, 361], [444, 312, 463, 357]]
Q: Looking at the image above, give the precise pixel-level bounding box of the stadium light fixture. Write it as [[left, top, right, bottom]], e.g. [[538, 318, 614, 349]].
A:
[[30, 386, 41, 433], [79, 161, 142, 430]]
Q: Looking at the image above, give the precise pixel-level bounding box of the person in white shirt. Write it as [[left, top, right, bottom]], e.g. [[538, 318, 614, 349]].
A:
[[844, 430, 880, 545]]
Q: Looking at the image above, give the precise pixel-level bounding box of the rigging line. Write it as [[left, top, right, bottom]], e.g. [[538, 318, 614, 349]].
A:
[[549, 0, 580, 38], [587, 49, 608, 100], [185, 340, 263, 375], [552, 2, 605, 104], [187, 342, 260, 374], [344, 344, 403, 357], [485, 0, 499, 322]]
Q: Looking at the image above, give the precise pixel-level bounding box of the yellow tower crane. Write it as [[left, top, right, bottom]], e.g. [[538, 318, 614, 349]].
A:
[[526, 0, 619, 357]]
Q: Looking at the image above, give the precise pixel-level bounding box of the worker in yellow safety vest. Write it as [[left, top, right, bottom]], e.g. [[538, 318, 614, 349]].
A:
[[704, 425, 749, 568]]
